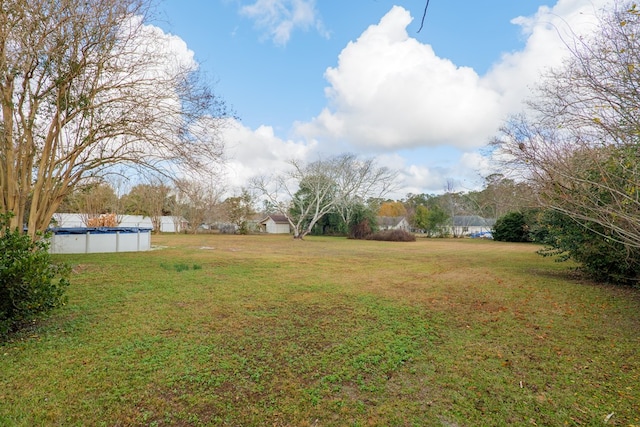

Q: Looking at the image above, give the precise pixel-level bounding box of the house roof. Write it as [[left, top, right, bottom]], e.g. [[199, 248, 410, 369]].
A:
[[260, 214, 290, 225], [377, 216, 407, 227]]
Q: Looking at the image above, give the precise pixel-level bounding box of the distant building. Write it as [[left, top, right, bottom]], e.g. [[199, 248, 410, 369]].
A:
[[259, 214, 291, 234], [377, 216, 411, 231], [452, 216, 495, 237]]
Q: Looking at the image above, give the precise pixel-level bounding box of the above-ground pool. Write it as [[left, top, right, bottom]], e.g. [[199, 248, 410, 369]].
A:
[[48, 227, 152, 254]]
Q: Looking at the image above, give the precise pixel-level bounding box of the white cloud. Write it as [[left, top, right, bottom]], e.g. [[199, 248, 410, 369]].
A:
[[294, 6, 503, 151], [294, 2, 610, 153], [224, 0, 613, 197], [221, 119, 318, 191], [240, 0, 327, 46], [483, 0, 609, 107]]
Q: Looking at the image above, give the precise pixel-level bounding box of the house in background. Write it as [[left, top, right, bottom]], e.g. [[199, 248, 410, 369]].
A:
[[377, 216, 411, 232], [451, 215, 495, 237], [259, 214, 291, 234]]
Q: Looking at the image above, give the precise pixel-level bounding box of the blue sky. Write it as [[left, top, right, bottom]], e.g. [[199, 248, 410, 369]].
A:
[[154, 0, 610, 197]]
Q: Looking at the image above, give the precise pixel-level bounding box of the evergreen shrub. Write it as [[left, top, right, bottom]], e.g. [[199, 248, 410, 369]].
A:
[[0, 213, 70, 339]]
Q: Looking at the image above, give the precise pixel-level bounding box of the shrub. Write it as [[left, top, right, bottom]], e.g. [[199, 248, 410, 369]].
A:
[[493, 211, 536, 242], [538, 210, 640, 285], [366, 229, 416, 242], [0, 213, 70, 339]]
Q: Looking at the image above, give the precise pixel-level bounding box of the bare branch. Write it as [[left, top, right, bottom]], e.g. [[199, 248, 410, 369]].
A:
[[0, 0, 231, 237]]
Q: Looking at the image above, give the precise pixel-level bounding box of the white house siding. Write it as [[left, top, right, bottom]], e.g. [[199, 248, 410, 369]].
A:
[[265, 218, 290, 234], [451, 216, 496, 236]]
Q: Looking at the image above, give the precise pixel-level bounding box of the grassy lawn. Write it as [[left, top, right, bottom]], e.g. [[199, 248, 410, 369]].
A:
[[1, 234, 639, 426]]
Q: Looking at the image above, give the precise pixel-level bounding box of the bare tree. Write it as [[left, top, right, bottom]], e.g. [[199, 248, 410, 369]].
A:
[[491, 1, 640, 248], [0, 0, 229, 238], [252, 154, 396, 239], [173, 176, 224, 234], [332, 154, 398, 229], [58, 179, 118, 226]]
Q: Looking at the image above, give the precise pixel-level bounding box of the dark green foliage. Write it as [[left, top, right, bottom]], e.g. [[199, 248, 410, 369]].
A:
[[312, 212, 346, 236], [0, 213, 70, 339], [538, 210, 640, 285], [367, 229, 416, 242], [493, 212, 531, 242], [348, 203, 379, 239]]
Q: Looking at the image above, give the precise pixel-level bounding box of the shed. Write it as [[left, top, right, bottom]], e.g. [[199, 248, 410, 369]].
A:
[[259, 214, 291, 234]]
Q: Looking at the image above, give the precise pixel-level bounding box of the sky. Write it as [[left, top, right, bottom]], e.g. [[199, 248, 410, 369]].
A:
[[153, 0, 612, 198]]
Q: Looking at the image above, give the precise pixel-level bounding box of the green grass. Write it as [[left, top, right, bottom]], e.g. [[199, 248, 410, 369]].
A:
[[1, 234, 639, 426]]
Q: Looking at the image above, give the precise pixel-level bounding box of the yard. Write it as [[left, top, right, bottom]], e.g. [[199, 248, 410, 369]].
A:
[[1, 234, 639, 426]]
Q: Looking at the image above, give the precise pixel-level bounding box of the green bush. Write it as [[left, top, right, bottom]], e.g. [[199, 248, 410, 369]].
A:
[[493, 211, 531, 242], [537, 210, 640, 285], [0, 213, 70, 339]]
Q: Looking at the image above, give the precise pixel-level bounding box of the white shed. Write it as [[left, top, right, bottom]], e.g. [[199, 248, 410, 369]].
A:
[[259, 214, 291, 234]]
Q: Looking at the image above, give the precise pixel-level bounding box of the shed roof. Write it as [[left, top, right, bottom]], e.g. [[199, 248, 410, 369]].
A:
[[260, 214, 290, 225]]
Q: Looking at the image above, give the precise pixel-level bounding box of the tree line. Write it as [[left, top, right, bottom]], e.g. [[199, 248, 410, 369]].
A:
[[56, 166, 533, 240]]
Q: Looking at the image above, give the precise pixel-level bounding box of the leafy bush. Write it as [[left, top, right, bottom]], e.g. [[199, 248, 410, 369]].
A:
[[0, 213, 70, 339], [493, 212, 531, 242], [367, 229, 416, 242], [312, 212, 347, 236], [537, 210, 640, 285]]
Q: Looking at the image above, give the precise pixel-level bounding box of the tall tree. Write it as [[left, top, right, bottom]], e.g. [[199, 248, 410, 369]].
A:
[[492, 1, 640, 251], [413, 204, 448, 236], [121, 181, 171, 231], [253, 154, 396, 239], [331, 155, 397, 230], [222, 189, 256, 234], [462, 174, 533, 220], [0, 0, 229, 237]]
